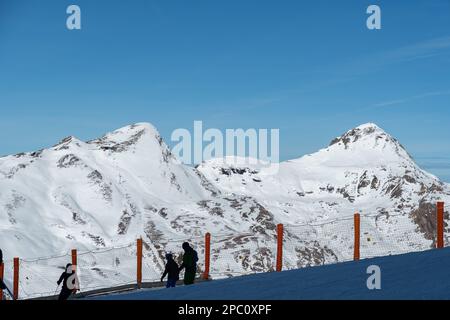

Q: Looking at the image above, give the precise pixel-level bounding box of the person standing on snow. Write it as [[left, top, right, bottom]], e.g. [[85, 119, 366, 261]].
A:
[[179, 242, 198, 286], [57, 263, 79, 301], [0, 249, 5, 292], [161, 253, 180, 288]]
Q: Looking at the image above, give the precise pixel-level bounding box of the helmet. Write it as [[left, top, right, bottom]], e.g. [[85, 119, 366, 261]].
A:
[[165, 253, 173, 260]]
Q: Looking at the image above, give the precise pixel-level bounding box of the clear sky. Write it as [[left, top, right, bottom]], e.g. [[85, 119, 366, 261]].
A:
[[1, 0, 450, 181]]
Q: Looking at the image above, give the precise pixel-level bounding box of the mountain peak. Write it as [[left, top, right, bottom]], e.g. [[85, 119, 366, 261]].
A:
[[87, 122, 161, 150], [51, 136, 85, 151], [321, 122, 415, 166], [329, 123, 390, 148], [106, 122, 158, 139], [355, 122, 382, 131], [83, 122, 178, 163]]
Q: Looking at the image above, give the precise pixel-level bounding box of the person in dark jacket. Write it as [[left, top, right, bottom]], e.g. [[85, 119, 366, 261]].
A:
[[0, 249, 5, 292], [161, 253, 180, 288], [57, 263, 79, 301], [179, 242, 198, 286], [0, 249, 5, 291]]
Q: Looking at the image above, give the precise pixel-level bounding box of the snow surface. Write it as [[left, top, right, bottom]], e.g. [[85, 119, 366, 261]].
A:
[[94, 247, 450, 300]]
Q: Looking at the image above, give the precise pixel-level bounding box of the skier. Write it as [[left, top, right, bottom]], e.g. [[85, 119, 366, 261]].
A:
[[160, 253, 180, 288], [179, 242, 198, 286], [0, 253, 5, 291], [0, 248, 5, 292], [57, 263, 79, 301]]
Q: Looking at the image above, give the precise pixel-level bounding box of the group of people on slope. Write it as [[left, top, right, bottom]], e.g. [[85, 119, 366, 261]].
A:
[[161, 242, 199, 288], [0, 242, 199, 301], [54, 241, 199, 300]]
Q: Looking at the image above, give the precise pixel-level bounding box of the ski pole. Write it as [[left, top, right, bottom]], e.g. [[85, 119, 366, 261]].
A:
[[54, 283, 60, 296], [1, 278, 14, 299], [3, 283, 14, 300]]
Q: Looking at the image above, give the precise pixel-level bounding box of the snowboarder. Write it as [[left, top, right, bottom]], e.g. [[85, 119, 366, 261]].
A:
[[179, 242, 198, 286], [57, 263, 79, 301], [161, 253, 180, 288], [0, 248, 3, 264]]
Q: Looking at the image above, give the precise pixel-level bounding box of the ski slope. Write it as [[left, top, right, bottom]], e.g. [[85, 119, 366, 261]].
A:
[[95, 248, 450, 300]]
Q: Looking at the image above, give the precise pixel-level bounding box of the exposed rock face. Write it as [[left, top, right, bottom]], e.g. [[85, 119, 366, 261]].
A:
[[410, 201, 449, 245]]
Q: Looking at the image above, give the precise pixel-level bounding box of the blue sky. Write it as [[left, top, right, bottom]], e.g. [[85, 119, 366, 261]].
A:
[[1, 0, 450, 181]]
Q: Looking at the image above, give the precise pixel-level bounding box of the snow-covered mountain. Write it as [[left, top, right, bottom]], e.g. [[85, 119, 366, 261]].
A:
[[1, 122, 449, 298], [199, 123, 448, 224], [198, 123, 450, 264]]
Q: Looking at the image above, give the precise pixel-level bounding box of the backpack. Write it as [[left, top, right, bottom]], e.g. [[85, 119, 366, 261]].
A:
[[193, 250, 199, 264], [184, 249, 198, 268]]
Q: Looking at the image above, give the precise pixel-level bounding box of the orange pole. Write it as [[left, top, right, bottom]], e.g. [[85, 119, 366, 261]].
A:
[[0, 263, 4, 301], [437, 202, 444, 249], [71, 249, 79, 293], [13, 258, 19, 300], [354, 214, 360, 261], [71, 249, 77, 266], [276, 224, 284, 272], [137, 238, 143, 288], [203, 233, 211, 280]]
